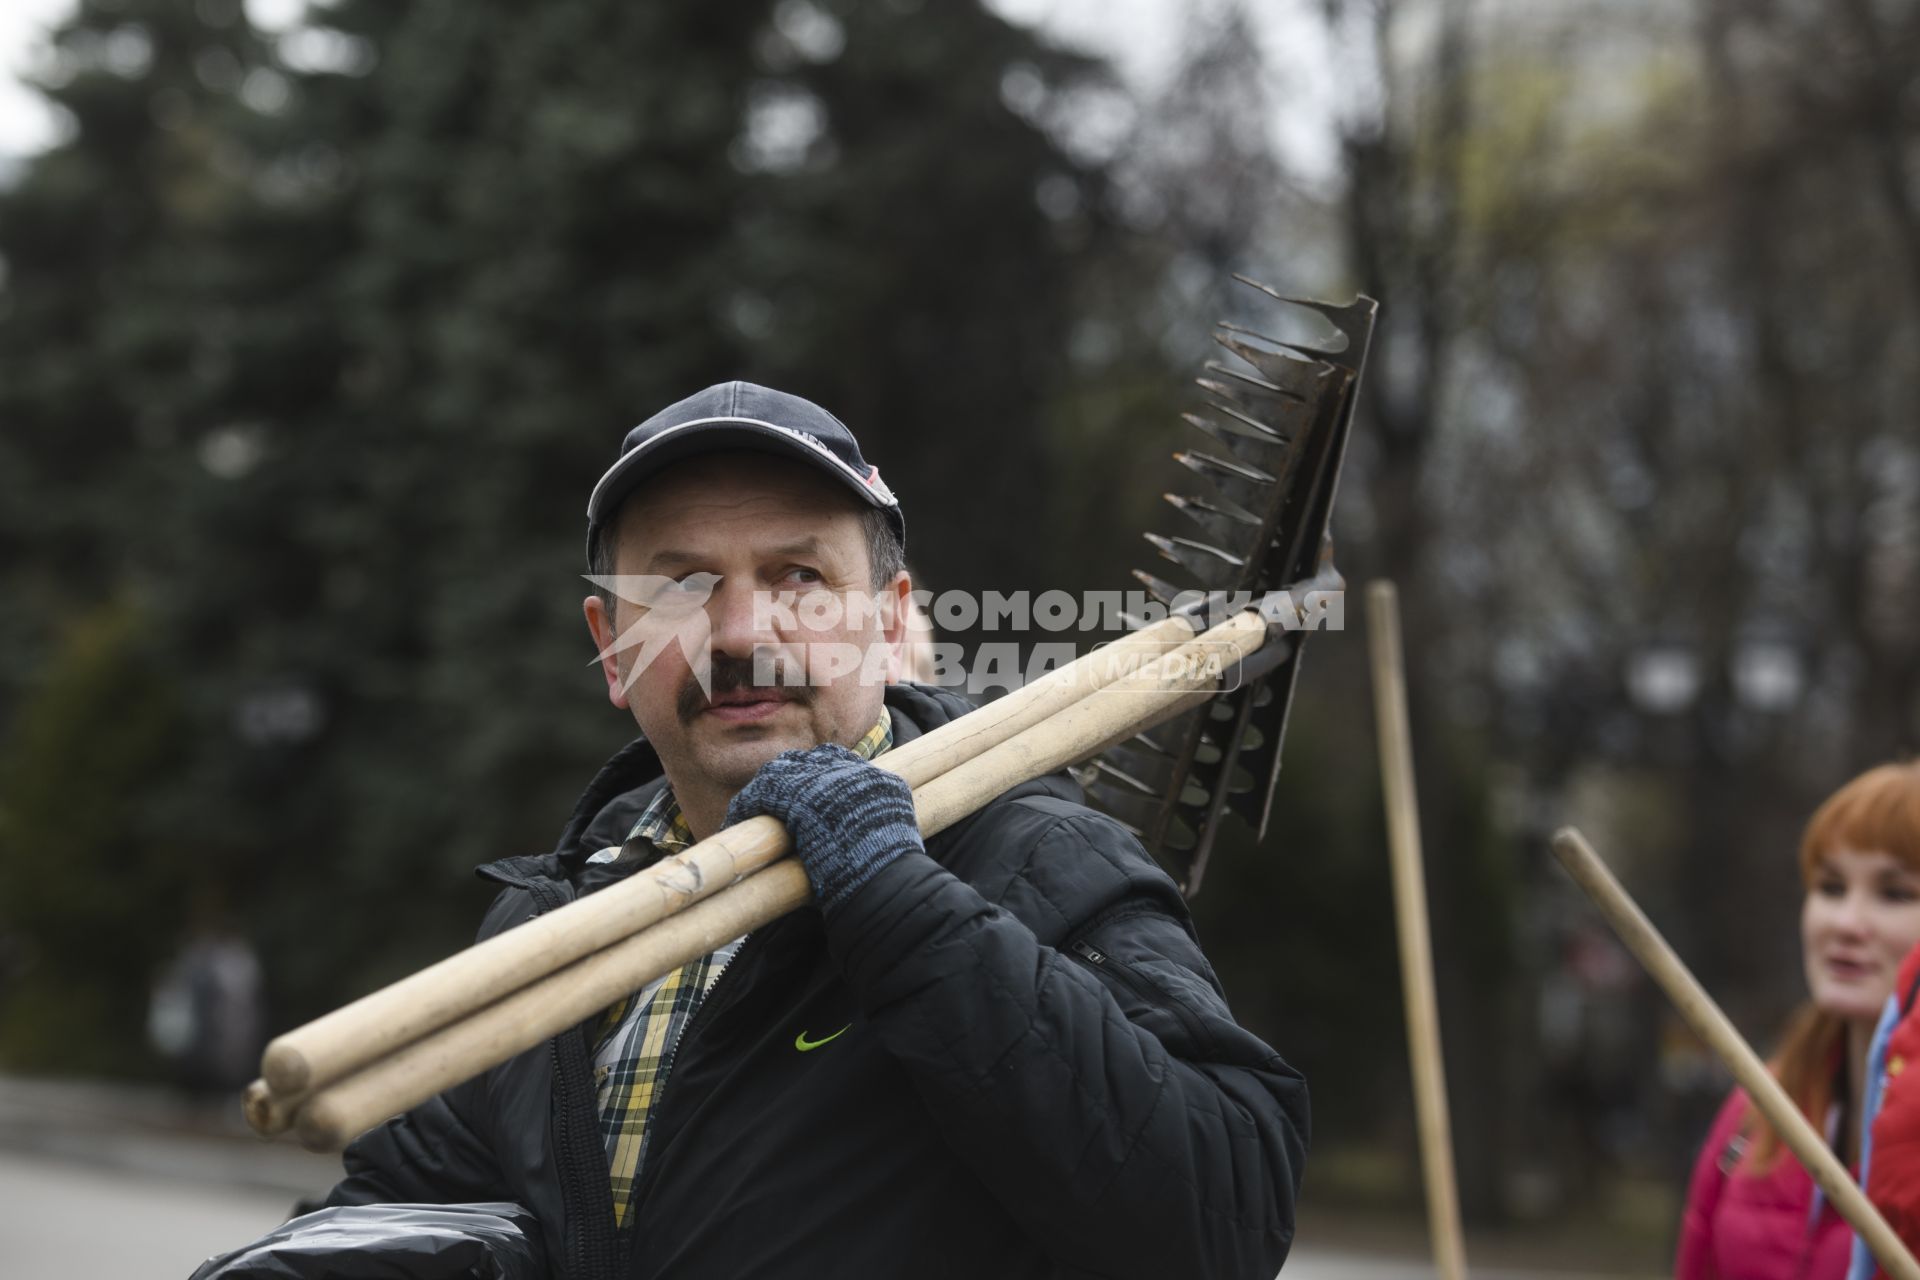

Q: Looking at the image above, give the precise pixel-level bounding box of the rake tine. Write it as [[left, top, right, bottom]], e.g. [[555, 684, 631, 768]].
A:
[[1099, 745, 1178, 794], [1191, 730, 1223, 766], [1196, 379, 1303, 432], [1183, 412, 1289, 473], [1174, 450, 1278, 518], [1164, 493, 1260, 550], [1197, 374, 1304, 422], [1204, 401, 1306, 474], [1216, 319, 1288, 347], [1084, 753, 1166, 797], [1208, 399, 1289, 443], [1145, 534, 1247, 590], [1131, 569, 1189, 607], [1229, 275, 1375, 355], [1212, 330, 1335, 399], [1132, 716, 1197, 758], [1199, 360, 1300, 402]]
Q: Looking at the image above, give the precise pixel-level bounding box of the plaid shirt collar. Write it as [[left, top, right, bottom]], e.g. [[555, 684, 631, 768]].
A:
[[627, 713, 896, 854]]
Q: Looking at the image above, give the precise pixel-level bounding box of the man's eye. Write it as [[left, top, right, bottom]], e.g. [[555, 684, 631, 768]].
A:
[[633, 573, 717, 609], [789, 567, 823, 586]]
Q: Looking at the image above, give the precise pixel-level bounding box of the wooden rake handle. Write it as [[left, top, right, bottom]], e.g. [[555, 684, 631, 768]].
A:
[[275, 610, 1270, 1150], [1366, 581, 1468, 1280], [258, 614, 1200, 1102], [1552, 827, 1920, 1280]]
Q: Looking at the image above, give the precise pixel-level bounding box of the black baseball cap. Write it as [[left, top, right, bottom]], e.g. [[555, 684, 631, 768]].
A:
[[585, 380, 904, 564]]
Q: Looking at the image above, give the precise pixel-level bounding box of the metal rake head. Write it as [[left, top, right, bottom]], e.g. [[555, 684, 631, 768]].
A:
[[1078, 276, 1377, 895]]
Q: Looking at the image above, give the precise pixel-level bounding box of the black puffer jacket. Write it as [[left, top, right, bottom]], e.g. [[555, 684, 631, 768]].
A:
[[325, 684, 1308, 1279]]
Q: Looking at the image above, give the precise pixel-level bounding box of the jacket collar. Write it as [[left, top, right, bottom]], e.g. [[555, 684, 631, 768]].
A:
[[477, 683, 980, 888], [476, 679, 1082, 890]]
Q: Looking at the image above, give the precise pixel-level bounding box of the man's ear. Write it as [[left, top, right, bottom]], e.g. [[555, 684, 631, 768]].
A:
[[881, 571, 915, 683], [582, 594, 631, 709]]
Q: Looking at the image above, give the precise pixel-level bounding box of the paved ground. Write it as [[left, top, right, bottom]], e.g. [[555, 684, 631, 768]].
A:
[[0, 1075, 1657, 1279], [0, 1151, 1651, 1280], [0, 1154, 1648, 1280], [0, 1152, 1479, 1280], [0, 1074, 337, 1278], [0, 1150, 296, 1278]]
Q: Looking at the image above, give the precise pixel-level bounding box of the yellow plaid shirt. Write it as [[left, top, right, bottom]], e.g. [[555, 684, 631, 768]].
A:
[[590, 714, 894, 1227]]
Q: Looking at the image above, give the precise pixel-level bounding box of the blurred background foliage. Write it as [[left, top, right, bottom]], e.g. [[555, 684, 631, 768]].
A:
[[2, 0, 1919, 1252]]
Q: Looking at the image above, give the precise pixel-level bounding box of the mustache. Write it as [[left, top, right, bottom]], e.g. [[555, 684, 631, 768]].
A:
[[678, 651, 814, 724]]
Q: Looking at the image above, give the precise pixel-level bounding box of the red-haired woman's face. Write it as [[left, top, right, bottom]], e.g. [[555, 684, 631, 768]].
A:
[[1802, 848, 1920, 1022]]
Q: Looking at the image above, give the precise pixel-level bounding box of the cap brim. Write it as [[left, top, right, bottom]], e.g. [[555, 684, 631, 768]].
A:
[[585, 416, 901, 558]]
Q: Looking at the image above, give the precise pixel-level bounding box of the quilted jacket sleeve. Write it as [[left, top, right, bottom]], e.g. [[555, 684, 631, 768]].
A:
[[822, 802, 1308, 1280], [323, 1076, 506, 1208]]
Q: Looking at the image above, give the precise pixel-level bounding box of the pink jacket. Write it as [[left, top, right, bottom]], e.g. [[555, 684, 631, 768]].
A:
[[1676, 1089, 1855, 1280]]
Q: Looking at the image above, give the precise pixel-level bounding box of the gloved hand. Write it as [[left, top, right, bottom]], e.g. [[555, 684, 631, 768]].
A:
[[725, 743, 922, 919]]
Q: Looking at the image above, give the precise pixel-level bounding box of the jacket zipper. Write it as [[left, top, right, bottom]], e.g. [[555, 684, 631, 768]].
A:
[[1069, 935, 1221, 1058], [622, 930, 766, 1265]]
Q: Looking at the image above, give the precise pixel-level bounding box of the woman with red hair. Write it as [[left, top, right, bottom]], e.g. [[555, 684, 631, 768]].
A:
[[1676, 761, 1920, 1280]]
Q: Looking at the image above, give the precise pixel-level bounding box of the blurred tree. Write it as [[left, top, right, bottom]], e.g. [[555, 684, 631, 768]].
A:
[[0, 0, 272, 714], [0, 0, 278, 1069], [0, 0, 1193, 1051], [0, 603, 185, 1072], [1295, 0, 1920, 1219], [1306, 0, 1526, 1220]]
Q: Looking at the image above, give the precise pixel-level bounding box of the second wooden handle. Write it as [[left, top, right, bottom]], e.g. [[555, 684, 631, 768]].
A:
[[1553, 827, 1920, 1280]]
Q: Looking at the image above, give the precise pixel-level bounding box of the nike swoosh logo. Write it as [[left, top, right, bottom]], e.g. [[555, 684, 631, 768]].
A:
[[794, 1024, 851, 1052]]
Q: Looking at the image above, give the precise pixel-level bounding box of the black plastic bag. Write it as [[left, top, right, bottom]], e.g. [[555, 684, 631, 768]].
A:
[[188, 1202, 546, 1280]]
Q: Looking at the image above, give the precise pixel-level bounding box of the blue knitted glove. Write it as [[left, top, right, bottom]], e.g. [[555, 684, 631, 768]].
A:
[[725, 744, 922, 919]]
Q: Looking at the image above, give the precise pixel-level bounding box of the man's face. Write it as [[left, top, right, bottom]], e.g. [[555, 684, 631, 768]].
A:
[[583, 453, 907, 829]]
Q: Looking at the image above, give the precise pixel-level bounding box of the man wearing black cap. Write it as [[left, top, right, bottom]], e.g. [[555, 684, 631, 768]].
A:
[[321, 383, 1309, 1280], [579, 381, 912, 843]]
